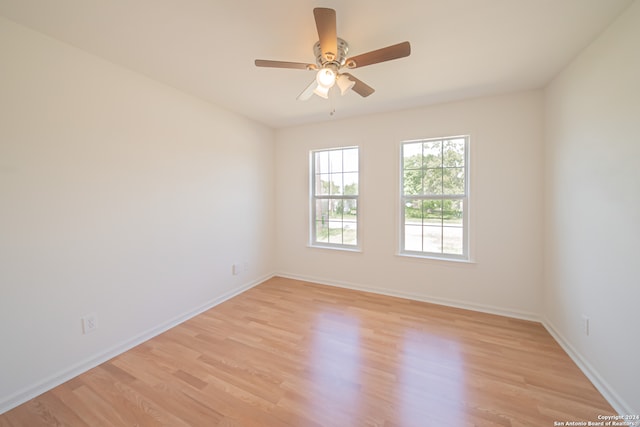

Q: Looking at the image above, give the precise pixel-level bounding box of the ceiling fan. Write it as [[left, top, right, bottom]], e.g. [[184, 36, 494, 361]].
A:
[[255, 7, 411, 101]]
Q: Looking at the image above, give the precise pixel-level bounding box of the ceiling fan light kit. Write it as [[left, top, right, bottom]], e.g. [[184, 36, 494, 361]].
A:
[[255, 7, 411, 107]]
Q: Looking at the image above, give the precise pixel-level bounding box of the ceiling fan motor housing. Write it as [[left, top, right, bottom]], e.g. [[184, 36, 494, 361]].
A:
[[314, 38, 349, 69]]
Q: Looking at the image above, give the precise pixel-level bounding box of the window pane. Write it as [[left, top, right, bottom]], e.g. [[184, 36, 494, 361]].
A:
[[329, 200, 343, 219], [423, 168, 443, 194], [343, 223, 357, 246], [443, 167, 464, 195], [404, 200, 422, 225], [315, 199, 329, 222], [443, 227, 463, 254], [329, 173, 343, 195], [315, 221, 329, 243], [423, 199, 442, 226], [343, 148, 358, 173], [404, 225, 422, 251], [343, 199, 357, 219], [315, 151, 329, 174], [443, 139, 465, 167], [403, 143, 423, 170], [403, 169, 423, 195], [315, 174, 329, 195], [444, 200, 463, 226], [329, 150, 343, 173], [343, 172, 358, 195], [423, 226, 443, 253], [327, 221, 343, 244], [423, 141, 442, 168]]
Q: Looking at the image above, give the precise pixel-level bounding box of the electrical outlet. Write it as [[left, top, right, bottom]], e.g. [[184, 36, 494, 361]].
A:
[[582, 315, 590, 336], [232, 262, 248, 275], [82, 313, 98, 334]]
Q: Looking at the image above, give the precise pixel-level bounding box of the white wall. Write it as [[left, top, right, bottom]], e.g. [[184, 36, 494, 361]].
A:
[[543, 1, 640, 415], [275, 91, 544, 318], [0, 17, 275, 412]]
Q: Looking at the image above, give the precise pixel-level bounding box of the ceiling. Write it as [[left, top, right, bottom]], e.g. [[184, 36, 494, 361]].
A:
[[0, 0, 633, 128]]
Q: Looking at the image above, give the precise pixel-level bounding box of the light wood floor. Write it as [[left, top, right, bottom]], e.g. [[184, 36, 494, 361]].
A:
[[1, 277, 615, 426]]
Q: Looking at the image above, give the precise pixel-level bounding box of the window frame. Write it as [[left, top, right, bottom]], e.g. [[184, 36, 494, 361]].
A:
[[399, 136, 470, 261], [309, 146, 361, 251]]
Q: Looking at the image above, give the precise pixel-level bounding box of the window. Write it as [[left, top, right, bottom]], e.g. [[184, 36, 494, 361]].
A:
[[400, 136, 469, 260], [310, 147, 359, 249]]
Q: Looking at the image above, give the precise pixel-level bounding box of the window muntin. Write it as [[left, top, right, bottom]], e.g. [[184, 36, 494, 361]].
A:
[[311, 147, 359, 249], [400, 137, 469, 259]]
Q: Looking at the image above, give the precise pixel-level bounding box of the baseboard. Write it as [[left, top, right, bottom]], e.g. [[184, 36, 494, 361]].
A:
[[276, 272, 541, 322], [541, 318, 634, 415], [0, 273, 274, 415]]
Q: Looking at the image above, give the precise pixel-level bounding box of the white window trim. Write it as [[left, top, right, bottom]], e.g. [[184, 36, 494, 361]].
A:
[[309, 146, 362, 251], [398, 136, 471, 262]]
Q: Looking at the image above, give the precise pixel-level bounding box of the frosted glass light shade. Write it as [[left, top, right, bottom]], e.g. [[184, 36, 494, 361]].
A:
[[316, 68, 336, 88], [336, 74, 355, 95], [313, 84, 330, 99]]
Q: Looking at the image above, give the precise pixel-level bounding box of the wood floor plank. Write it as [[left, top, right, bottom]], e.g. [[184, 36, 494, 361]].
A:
[[0, 276, 616, 426]]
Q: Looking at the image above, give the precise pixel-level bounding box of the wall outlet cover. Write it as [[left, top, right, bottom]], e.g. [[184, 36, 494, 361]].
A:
[[82, 313, 98, 334]]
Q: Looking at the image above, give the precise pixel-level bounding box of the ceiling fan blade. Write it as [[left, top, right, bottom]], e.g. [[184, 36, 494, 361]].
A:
[[255, 59, 317, 70], [342, 73, 375, 97], [313, 8, 337, 62], [297, 78, 317, 101], [345, 41, 411, 69]]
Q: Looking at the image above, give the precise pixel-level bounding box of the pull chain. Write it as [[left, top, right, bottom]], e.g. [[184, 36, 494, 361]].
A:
[[329, 86, 336, 116]]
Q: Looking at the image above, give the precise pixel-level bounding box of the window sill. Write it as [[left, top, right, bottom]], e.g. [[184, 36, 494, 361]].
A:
[[308, 244, 362, 253], [396, 252, 476, 265]]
